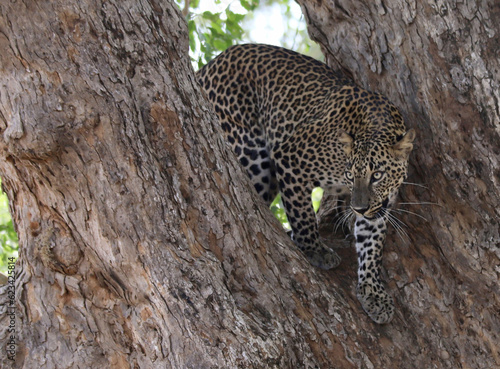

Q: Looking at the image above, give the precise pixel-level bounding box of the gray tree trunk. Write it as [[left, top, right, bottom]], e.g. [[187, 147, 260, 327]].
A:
[[301, 0, 500, 367], [0, 0, 498, 369]]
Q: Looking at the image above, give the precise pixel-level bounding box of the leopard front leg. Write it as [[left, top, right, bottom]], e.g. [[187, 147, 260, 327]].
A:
[[354, 216, 394, 324], [277, 171, 341, 270]]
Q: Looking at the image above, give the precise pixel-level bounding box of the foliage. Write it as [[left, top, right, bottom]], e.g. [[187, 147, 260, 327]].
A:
[[311, 187, 324, 213], [242, 0, 323, 60], [270, 195, 290, 231], [179, 0, 259, 69], [270, 188, 324, 231], [0, 180, 18, 274], [177, 0, 321, 69]]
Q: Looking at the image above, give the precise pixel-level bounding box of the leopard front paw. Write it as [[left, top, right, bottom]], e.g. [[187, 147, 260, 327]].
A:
[[304, 245, 341, 270], [356, 282, 394, 324]]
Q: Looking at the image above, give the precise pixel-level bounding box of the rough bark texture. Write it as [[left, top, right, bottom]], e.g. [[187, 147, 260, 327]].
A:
[[0, 1, 498, 369], [0, 1, 308, 367], [301, 0, 500, 367]]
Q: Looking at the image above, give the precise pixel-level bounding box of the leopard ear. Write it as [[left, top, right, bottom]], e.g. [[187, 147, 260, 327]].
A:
[[392, 129, 416, 160], [338, 129, 354, 155]]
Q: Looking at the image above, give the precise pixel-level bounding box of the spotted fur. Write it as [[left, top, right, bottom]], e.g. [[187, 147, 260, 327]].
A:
[[197, 44, 415, 324]]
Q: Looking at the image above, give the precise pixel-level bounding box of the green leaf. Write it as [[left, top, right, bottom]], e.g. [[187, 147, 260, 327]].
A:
[[270, 194, 290, 230], [312, 187, 324, 213], [240, 0, 259, 11], [188, 21, 197, 52], [201, 11, 222, 22], [212, 38, 229, 51], [226, 9, 246, 24], [0, 179, 18, 273]]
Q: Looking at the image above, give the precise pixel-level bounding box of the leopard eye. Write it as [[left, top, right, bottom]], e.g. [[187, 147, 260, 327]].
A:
[[371, 171, 384, 182], [344, 171, 354, 181]]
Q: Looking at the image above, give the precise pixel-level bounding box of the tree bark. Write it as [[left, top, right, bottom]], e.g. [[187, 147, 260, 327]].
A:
[[0, 1, 498, 369], [300, 0, 500, 367]]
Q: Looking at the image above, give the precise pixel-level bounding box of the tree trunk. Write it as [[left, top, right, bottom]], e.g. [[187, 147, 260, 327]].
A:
[[300, 0, 500, 367], [0, 1, 497, 369]]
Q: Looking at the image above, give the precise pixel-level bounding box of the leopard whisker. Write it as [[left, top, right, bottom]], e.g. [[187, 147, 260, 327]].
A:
[[384, 209, 408, 229], [387, 217, 409, 242], [399, 201, 441, 207], [334, 208, 353, 233], [382, 209, 409, 242], [330, 208, 347, 221], [333, 210, 350, 232], [342, 212, 355, 233], [334, 199, 347, 203], [324, 204, 346, 213], [402, 181, 429, 190], [391, 208, 429, 222]]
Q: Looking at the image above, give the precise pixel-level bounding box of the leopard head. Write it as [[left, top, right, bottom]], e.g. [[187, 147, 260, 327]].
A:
[[338, 128, 416, 219]]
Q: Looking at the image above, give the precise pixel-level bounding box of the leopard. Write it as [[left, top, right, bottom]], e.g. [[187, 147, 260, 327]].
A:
[[197, 44, 415, 324]]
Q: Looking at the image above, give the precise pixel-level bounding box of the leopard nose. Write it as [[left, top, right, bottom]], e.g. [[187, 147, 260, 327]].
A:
[[352, 206, 369, 215]]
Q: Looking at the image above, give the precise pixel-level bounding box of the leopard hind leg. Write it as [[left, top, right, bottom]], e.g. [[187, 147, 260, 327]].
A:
[[225, 124, 278, 205]]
